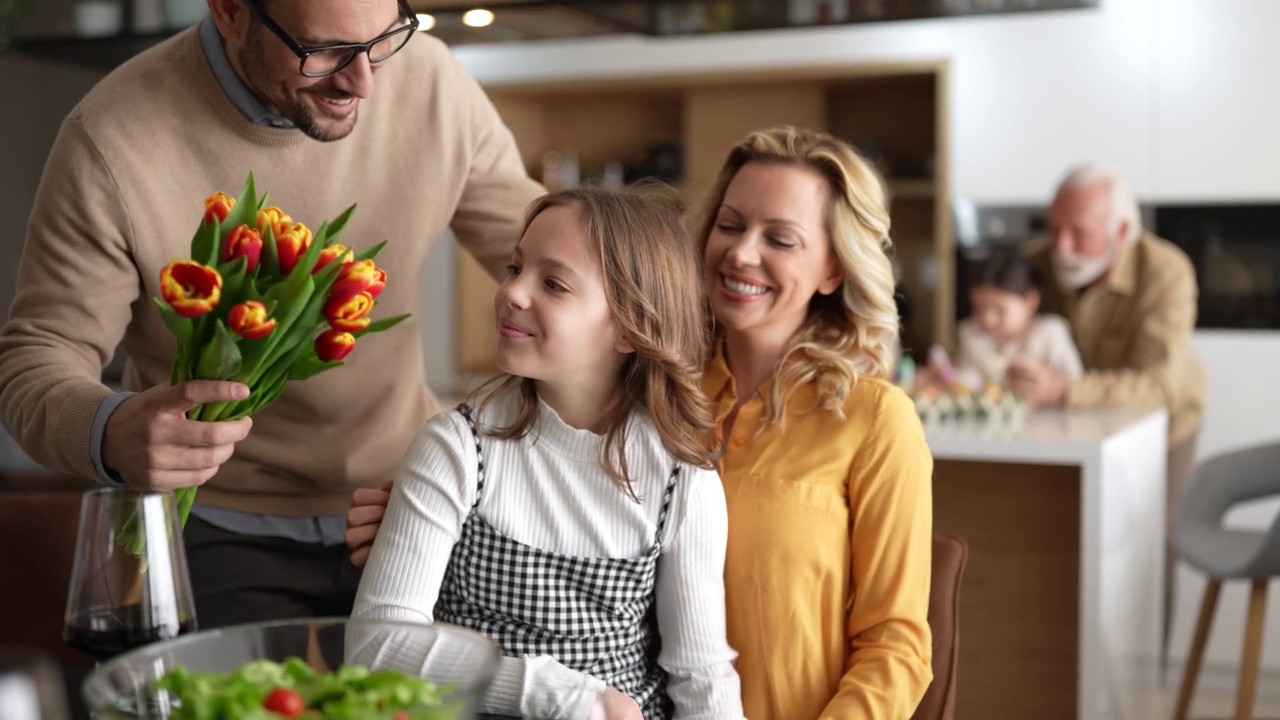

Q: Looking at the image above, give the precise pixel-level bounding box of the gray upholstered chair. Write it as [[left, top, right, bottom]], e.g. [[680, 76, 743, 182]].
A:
[[1170, 441, 1280, 720]]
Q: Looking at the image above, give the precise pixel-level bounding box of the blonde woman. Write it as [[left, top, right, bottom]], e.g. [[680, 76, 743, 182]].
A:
[[695, 126, 932, 718], [348, 128, 934, 719]]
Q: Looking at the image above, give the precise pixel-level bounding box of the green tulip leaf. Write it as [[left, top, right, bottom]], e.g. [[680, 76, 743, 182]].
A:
[[195, 320, 243, 380]]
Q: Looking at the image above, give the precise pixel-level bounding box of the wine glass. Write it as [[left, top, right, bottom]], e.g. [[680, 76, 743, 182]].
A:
[[0, 645, 71, 720], [62, 488, 197, 664]]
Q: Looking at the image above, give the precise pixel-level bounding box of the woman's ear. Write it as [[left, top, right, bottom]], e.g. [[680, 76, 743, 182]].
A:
[[818, 262, 844, 296], [614, 336, 635, 354]]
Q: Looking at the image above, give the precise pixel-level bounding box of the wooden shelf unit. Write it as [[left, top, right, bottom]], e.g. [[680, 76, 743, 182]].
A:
[[456, 61, 952, 381]]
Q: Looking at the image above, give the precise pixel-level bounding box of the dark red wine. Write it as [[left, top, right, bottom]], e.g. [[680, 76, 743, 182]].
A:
[[64, 605, 195, 662]]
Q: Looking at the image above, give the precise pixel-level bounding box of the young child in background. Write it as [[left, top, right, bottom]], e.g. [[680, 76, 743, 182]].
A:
[[955, 249, 1083, 391], [349, 186, 744, 720]]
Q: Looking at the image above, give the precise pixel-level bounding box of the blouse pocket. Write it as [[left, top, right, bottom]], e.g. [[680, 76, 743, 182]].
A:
[[725, 474, 849, 579], [736, 474, 847, 516]]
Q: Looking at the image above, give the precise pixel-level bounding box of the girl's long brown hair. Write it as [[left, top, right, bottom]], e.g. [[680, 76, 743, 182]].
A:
[[475, 186, 715, 500]]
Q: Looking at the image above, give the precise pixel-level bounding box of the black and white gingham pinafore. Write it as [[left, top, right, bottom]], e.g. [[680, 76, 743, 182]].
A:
[[434, 405, 676, 719]]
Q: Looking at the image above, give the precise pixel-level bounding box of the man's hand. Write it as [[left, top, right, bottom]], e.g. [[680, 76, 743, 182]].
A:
[[102, 380, 252, 490], [346, 480, 393, 567], [1007, 358, 1069, 407]]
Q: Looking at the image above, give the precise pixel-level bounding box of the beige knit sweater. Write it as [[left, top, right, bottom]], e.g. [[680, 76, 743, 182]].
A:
[[0, 26, 544, 515]]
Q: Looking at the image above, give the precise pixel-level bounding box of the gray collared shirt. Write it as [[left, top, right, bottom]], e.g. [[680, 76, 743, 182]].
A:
[[198, 15, 295, 129], [88, 16, 346, 546]]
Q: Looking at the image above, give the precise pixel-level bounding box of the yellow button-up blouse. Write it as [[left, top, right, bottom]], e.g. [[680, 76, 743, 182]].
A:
[[703, 348, 933, 719]]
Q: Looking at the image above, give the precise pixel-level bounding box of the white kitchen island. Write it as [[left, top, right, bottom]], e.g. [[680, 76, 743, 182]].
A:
[[925, 407, 1167, 720]]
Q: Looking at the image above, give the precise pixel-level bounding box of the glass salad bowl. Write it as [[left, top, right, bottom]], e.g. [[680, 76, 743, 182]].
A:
[[81, 617, 500, 719]]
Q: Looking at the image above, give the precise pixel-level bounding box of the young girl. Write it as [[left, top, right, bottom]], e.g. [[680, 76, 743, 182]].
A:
[[349, 187, 744, 720], [954, 249, 1083, 391]]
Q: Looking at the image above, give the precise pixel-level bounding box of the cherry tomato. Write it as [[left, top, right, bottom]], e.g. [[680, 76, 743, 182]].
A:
[[263, 687, 305, 717]]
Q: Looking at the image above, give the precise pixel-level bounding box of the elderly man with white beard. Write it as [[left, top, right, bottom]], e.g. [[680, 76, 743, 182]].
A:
[[1009, 164, 1205, 662]]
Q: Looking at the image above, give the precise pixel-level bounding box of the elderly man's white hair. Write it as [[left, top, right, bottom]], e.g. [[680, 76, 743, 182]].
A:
[[1056, 163, 1142, 243]]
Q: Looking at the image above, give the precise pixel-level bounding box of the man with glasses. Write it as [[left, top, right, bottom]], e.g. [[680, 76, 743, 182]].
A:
[[230, 0, 420, 141], [0, 0, 544, 631]]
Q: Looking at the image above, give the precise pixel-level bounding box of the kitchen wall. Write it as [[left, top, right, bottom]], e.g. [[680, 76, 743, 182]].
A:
[[454, 0, 1280, 204], [0, 54, 101, 331], [2, 0, 1277, 676]]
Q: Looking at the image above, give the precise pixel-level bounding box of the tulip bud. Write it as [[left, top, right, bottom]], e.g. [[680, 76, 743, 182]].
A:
[[331, 259, 386, 301], [256, 206, 292, 234], [313, 243, 354, 275], [315, 329, 356, 362], [228, 301, 276, 340], [159, 261, 222, 318], [323, 291, 373, 333], [275, 222, 313, 275], [204, 192, 236, 226], [221, 224, 263, 273]]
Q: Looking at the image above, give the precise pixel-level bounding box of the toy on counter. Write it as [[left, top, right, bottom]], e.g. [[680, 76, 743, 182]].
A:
[[901, 345, 1028, 423], [927, 343, 957, 387], [916, 383, 960, 425]]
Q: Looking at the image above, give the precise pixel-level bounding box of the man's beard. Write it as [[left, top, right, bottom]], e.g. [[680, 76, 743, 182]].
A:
[[238, 31, 358, 143], [289, 86, 359, 143], [1051, 249, 1112, 289]]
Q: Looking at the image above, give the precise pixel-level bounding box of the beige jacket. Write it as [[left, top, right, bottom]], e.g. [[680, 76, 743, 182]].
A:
[[1030, 232, 1205, 445]]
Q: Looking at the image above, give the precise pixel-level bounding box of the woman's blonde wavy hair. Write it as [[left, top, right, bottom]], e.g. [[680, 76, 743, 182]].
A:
[[475, 186, 715, 500], [691, 126, 900, 427]]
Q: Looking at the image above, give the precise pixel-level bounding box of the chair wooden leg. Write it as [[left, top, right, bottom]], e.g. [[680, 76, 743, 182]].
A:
[[1234, 580, 1269, 720], [1173, 579, 1221, 720]]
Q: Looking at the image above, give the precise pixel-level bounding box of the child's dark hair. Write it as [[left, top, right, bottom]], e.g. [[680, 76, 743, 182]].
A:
[[969, 248, 1042, 296]]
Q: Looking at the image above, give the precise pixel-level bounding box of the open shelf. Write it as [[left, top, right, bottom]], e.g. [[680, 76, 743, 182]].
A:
[[888, 179, 937, 200], [455, 62, 953, 379]]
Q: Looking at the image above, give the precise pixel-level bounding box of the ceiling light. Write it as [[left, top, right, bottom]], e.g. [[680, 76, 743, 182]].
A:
[[415, 13, 436, 32], [462, 9, 495, 28]]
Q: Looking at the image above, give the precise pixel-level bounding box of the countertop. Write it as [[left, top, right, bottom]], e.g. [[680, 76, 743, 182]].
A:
[[923, 407, 1169, 465]]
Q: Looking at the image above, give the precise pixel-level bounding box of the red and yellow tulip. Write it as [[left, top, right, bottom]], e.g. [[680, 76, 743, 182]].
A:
[[313, 243, 353, 275], [204, 192, 235, 226], [132, 172, 414, 561], [221, 224, 263, 273], [323, 290, 373, 332], [365, 266, 386, 299], [331, 259, 386, 301], [160, 261, 221, 318], [275, 222, 313, 275], [256, 206, 292, 234], [228, 301, 276, 340], [315, 329, 356, 362]]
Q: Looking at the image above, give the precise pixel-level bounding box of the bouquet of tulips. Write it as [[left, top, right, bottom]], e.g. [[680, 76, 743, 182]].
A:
[[120, 173, 408, 556]]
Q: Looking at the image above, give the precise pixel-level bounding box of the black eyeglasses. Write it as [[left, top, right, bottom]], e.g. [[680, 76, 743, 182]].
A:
[[243, 0, 418, 78]]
